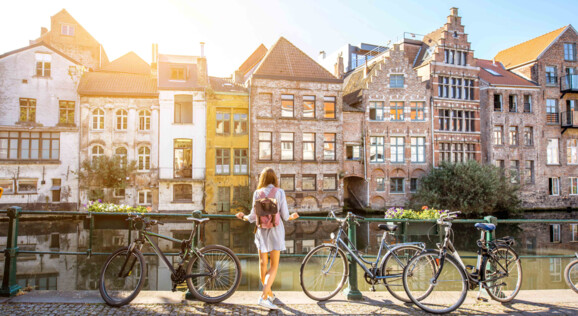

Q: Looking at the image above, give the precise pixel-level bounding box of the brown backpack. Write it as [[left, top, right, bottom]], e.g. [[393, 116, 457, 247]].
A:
[[254, 187, 280, 229]]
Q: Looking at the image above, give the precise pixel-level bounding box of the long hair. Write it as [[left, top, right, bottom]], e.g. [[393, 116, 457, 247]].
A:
[[257, 167, 278, 189]]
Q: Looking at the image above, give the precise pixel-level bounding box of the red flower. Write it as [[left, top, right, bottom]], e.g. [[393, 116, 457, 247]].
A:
[[422, 206, 428, 210]]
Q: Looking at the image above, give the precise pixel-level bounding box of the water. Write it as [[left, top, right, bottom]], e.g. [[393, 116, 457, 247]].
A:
[[0, 216, 576, 292]]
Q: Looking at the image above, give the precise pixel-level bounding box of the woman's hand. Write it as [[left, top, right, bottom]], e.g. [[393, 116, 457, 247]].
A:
[[235, 212, 245, 220], [288, 212, 300, 221]]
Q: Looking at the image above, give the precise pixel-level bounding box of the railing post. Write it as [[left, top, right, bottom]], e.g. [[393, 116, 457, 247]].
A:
[[343, 215, 362, 300], [1, 206, 22, 297], [186, 210, 204, 300], [484, 215, 497, 242]]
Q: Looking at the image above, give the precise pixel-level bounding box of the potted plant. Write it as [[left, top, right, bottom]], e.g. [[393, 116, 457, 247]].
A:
[[84, 200, 149, 229], [384, 206, 449, 236]]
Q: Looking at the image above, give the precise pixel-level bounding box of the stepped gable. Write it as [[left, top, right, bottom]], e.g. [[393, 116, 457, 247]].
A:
[[342, 49, 391, 111], [477, 59, 538, 87], [495, 26, 568, 69], [253, 37, 341, 83], [237, 44, 267, 77]]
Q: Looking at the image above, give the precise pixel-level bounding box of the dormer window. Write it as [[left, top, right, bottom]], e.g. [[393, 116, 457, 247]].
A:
[[61, 24, 75, 36], [170, 67, 185, 80], [35, 53, 51, 77]]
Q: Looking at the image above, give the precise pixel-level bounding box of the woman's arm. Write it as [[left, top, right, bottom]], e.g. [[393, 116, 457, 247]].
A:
[[278, 189, 290, 221], [246, 190, 258, 223]]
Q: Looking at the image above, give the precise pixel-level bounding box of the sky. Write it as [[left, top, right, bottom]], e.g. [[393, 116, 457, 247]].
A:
[[1, 0, 577, 77]]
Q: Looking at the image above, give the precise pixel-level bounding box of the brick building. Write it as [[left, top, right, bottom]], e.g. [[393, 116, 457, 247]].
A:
[[247, 37, 343, 212], [495, 25, 578, 209], [342, 43, 431, 209]]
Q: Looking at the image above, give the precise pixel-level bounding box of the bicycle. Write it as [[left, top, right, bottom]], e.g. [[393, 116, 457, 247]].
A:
[[299, 211, 426, 302], [565, 253, 578, 294], [98, 213, 241, 307], [402, 211, 522, 314]]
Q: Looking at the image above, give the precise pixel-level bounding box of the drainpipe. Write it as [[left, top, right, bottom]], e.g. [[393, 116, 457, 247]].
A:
[[248, 83, 252, 190], [430, 95, 435, 167], [77, 99, 82, 211], [363, 108, 369, 207]]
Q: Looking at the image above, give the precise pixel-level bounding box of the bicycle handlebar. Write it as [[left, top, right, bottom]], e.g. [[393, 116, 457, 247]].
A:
[[437, 211, 461, 224]]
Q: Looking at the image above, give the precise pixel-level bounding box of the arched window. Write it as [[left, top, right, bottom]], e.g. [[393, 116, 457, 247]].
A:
[[116, 109, 128, 130], [115, 147, 127, 166], [92, 109, 104, 130], [138, 146, 150, 171], [91, 145, 104, 162], [139, 110, 151, 131]]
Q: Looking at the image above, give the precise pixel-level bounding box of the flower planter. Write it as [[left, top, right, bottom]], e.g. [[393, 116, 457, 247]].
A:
[[390, 221, 438, 236], [84, 214, 130, 230]]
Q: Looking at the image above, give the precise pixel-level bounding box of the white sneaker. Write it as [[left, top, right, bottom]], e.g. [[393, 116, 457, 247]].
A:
[[258, 297, 279, 310], [267, 293, 276, 303]]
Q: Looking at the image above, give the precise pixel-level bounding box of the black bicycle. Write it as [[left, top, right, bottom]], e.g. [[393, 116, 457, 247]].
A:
[[98, 213, 241, 307], [565, 253, 578, 294]]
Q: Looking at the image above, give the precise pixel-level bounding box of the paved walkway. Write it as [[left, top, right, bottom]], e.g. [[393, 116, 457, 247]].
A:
[[1, 290, 577, 315]]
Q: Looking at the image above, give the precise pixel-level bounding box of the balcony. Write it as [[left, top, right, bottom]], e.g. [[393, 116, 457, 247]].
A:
[[561, 111, 578, 133], [560, 74, 578, 97]]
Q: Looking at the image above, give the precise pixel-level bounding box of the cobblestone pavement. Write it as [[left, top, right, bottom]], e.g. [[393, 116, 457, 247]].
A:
[[1, 300, 578, 315]]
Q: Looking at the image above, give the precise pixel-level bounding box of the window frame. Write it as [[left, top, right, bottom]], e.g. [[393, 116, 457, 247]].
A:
[[302, 133, 316, 161], [369, 101, 385, 121], [0, 131, 60, 161], [376, 177, 386, 192], [564, 43, 576, 61], [549, 177, 560, 196], [233, 113, 248, 135], [0, 179, 14, 195], [369, 136, 385, 163], [19, 98, 36, 122], [389, 74, 405, 88], [389, 101, 404, 121], [258, 132, 272, 161], [138, 190, 152, 205], [17, 179, 38, 194], [216, 186, 231, 212], [233, 148, 248, 175], [302, 96, 316, 118], [546, 66, 558, 85], [547, 139, 560, 165], [570, 177, 578, 195], [138, 110, 151, 131], [138, 146, 151, 171], [280, 132, 294, 161], [92, 108, 105, 130], [215, 148, 231, 175], [494, 125, 504, 146], [323, 174, 337, 191], [390, 177, 405, 194], [281, 94, 294, 118], [216, 112, 230, 135], [568, 139, 578, 165], [91, 145, 104, 162], [390, 137, 405, 163], [323, 96, 336, 119], [280, 175, 295, 192], [58, 100, 75, 125], [302, 174, 317, 191], [346, 144, 361, 161], [509, 126, 519, 146], [508, 94, 518, 113], [410, 137, 426, 163], [523, 95, 532, 113], [173, 139, 192, 178], [523, 126, 534, 146], [323, 133, 336, 161], [525, 160, 534, 184], [410, 101, 425, 121], [173, 184, 193, 202], [115, 109, 128, 131]]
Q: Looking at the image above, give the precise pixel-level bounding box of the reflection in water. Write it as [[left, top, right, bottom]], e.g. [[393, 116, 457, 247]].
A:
[[0, 217, 576, 292]]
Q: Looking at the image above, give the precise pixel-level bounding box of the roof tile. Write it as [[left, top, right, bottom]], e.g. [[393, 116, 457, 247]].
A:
[[478, 59, 538, 87]]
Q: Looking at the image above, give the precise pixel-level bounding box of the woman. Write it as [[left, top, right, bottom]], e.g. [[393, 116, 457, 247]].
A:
[[236, 167, 299, 310]]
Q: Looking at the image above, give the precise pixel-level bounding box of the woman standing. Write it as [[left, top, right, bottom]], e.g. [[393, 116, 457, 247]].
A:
[[236, 167, 299, 310]]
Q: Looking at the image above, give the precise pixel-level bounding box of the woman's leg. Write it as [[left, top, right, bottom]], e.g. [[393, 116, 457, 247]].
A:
[[262, 250, 280, 299], [258, 250, 269, 295]]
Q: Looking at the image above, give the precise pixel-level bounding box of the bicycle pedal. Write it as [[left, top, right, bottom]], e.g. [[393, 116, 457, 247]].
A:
[[370, 286, 376, 292], [476, 296, 488, 302]]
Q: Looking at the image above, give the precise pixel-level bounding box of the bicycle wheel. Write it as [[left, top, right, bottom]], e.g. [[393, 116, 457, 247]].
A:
[[300, 244, 348, 301], [186, 245, 241, 303], [565, 260, 578, 294], [99, 247, 147, 307], [381, 245, 423, 303], [403, 250, 468, 314], [483, 246, 522, 302]]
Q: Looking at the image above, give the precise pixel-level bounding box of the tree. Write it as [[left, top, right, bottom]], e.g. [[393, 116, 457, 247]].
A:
[[77, 156, 137, 202], [408, 160, 520, 217]]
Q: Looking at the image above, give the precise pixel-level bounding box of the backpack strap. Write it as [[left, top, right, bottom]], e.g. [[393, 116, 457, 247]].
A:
[[266, 187, 277, 199]]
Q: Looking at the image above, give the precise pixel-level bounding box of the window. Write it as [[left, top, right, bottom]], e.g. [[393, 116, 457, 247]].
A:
[[550, 258, 562, 282], [410, 102, 425, 121], [280, 175, 295, 192], [281, 94, 294, 118], [281, 133, 294, 160], [523, 95, 532, 113], [215, 148, 230, 175], [549, 178, 560, 196], [390, 74, 404, 88], [452, 143, 464, 162], [546, 99, 559, 123], [494, 94, 502, 112], [369, 101, 384, 121], [35, 53, 51, 77], [568, 139, 578, 164], [546, 66, 557, 85], [483, 68, 502, 76], [324, 96, 336, 119], [464, 111, 475, 132], [390, 137, 404, 163], [410, 178, 419, 193], [303, 96, 315, 118], [495, 159, 505, 169], [444, 49, 454, 64], [444, 49, 467, 65], [0, 179, 14, 195], [17, 179, 37, 194], [323, 133, 336, 161], [376, 178, 385, 191], [438, 77, 449, 97], [61, 24, 75, 36], [138, 110, 151, 131], [135, 146, 150, 171], [509, 160, 520, 184], [451, 110, 463, 131], [19, 98, 36, 122], [323, 174, 337, 191], [174, 184, 192, 202], [284, 240, 295, 254], [302, 175, 316, 191], [390, 178, 404, 193], [233, 113, 247, 134], [523, 127, 533, 146], [494, 126, 503, 145], [303, 133, 315, 161], [564, 43, 576, 61], [59, 101, 75, 125], [92, 109, 104, 130], [302, 240, 316, 253], [174, 95, 193, 124], [570, 177, 578, 195], [170, 67, 185, 80], [115, 110, 128, 130], [509, 126, 518, 146], [115, 147, 127, 167], [465, 79, 475, 100], [438, 76, 473, 99], [138, 190, 152, 205], [525, 160, 534, 184], [233, 149, 248, 174], [215, 112, 230, 135], [550, 224, 561, 243], [233, 186, 250, 209], [439, 109, 450, 131], [173, 139, 192, 177], [466, 144, 476, 160], [113, 188, 125, 198], [572, 224, 578, 242], [91, 145, 104, 162], [411, 137, 425, 163], [509, 95, 518, 112], [390, 102, 404, 121], [547, 139, 559, 164], [0, 131, 60, 160], [440, 143, 451, 162], [346, 145, 361, 160], [370, 136, 385, 163], [258, 132, 272, 160]]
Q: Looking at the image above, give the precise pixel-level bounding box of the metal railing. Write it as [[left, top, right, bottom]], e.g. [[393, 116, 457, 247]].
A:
[[1, 207, 577, 298], [561, 74, 578, 92], [561, 111, 578, 127]]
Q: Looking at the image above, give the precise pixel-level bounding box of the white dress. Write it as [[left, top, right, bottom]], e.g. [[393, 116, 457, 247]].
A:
[[247, 184, 290, 253]]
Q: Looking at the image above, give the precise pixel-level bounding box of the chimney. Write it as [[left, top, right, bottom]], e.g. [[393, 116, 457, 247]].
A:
[[197, 42, 208, 87], [233, 70, 243, 85], [40, 27, 48, 36], [334, 52, 344, 78], [151, 43, 158, 78], [200, 42, 205, 58], [319, 50, 326, 60]]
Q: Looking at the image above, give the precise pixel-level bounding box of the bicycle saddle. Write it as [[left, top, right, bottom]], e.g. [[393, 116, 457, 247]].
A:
[[186, 217, 210, 223], [474, 223, 496, 231], [378, 224, 398, 232]]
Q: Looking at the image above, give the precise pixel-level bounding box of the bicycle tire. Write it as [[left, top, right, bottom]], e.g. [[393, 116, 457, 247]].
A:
[[564, 259, 578, 294], [483, 246, 522, 302], [186, 244, 241, 303], [403, 250, 468, 314], [381, 245, 423, 303], [300, 244, 348, 301], [99, 247, 147, 307]]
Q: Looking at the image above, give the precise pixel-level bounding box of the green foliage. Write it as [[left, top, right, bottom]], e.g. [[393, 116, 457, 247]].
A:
[[77, 155, 137, 202], [384, 206, 449, 219], [408, 160, 520, 217], [86, 200, 148, 213], [231, 186, 252, 212]]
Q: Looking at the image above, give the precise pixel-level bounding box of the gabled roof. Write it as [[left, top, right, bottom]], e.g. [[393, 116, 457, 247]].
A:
[[253, 37, 341, 83], [495, 25, 569, 69], [477, 59, 538, 87], [100, 52, 151, 75], [209, 76, 247, 93], [0, 42, 81, 65], [237, 44, 267, 76]]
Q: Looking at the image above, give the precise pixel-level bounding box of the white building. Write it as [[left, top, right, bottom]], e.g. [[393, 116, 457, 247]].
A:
[[0, 43, 83, 210]]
